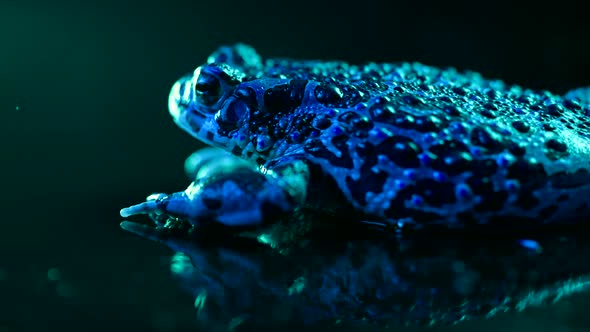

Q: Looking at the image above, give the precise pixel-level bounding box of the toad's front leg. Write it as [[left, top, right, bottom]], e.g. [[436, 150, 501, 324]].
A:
[[120, 158, 310, 239]]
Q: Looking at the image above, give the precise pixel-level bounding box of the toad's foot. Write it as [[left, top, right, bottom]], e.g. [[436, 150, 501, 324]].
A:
[[120, 160, 310, 243]]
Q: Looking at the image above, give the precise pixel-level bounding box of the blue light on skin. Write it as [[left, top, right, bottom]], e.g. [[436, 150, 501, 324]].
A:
[[330, 125, 345, 136], [290, 131, 302, 142], [256, 135, 272, 152], [518, 239, 543, 253], [369, 127, 392, 141], [496, 153, 515, 168], [403, 169, 417, 181], [505, 179, 520, 192], [394, 179, 407, 190], [410, 195, 424, 206], [470, 146, 483, 158], [433, 171, 447, 182], [455, 183, 473, 200], [418, 152, 435, 166]]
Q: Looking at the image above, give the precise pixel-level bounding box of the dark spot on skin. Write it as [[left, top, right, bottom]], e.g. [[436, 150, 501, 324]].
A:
[[511, 120, 530, 133], [384, 185, 443, 224], [439, 96, 452, 103], [369, 105, 396, 121], [414, 115, 444, 132], [231, 145, 242, 156], [394, 114, 415, 128], [544, 138, 569, 161], [443, 105, 462, 117], [235, 86, 258, 105], [452, 87, 466, 96], [368, 96, 448, 132], [402, 94, 424, 106], [355, 142, 375, 158], [338, 111, 360, 123], [557, 194, 569, 202], [345, 141, 384, 206], [456, 211, 479, 226], [304, 139, 353, 169], [472, 159, 498, 177], [376, 136, 422, 168], [538, 205, 558, 220], [480, 109, 496, 119], [546, 104, 564, 117], [484, 89, 500, 99], [314, 84, 344, 105], [515, 96, 532, 105], [203, 197, 222, 210], [263, 79, 308, 115], [563, 99, 581, 111], [412, 179, 457, 206], [507, 142, 527, 156], [313, 116, 332, 129], [465, 176, 508, 212], [346, 170, 388, 205], [331, 135, 350, 158], [352, 116, 373, 130], [483, 103, 498, 111], [549, 169, 590, 189], [206, 131, 215, 141], [470, 127, 503, 153], [449, 121, 468, 135], [313, 82, 371, 108], [506, 159, 547, 189], [545, 139, 567, 152], [256, 157, 265, 165], [429, 140, 473, 176], [418, 83, 431, 92], [515, 192, 540, 210], [477, 189, 508, 212]]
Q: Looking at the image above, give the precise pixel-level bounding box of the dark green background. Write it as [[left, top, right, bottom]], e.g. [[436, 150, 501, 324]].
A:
[[1, 0, 589, 331]]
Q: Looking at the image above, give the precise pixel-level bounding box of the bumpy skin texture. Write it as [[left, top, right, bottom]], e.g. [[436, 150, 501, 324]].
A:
[[120, 44, 590, 328]]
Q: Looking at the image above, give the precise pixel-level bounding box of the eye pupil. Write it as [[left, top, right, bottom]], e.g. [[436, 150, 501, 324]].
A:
[[195, 81, 217, 93], [195, 73, 221, 105]]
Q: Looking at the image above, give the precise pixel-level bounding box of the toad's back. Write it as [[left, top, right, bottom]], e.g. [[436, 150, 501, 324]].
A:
[[207, 45, 590, 228]]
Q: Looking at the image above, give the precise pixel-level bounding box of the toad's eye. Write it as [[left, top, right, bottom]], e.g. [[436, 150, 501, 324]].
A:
[[195, 72, 221, 106]]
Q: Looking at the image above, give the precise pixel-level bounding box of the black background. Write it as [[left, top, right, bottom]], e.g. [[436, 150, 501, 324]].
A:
[[1, 0, 589, 331]]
